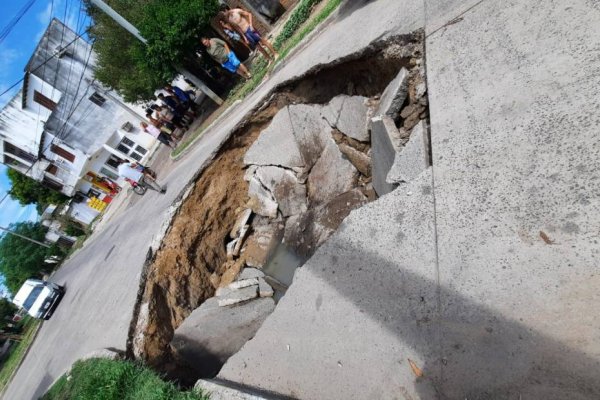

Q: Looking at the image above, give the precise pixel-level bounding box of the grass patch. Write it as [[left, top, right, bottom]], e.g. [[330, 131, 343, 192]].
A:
[[172, 0, 343, 158], [42, 358, 208, 400], [0, 318, 40, 393]]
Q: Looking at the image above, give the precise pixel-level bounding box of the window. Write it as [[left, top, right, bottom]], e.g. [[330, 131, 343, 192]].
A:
[[116, 144, 130, 154], [4, 142, 36, 163], [89, 92, 106, 107], [114, 138, 146, 161], [23, 287, 43, 311], [135, 145, 147, 155], [130, 153, 142, 161], [105, 155, 123, 169], [34, 90, 57, 111], [100, 167, 118, 180], [45, 164, 58, 175], [42, 176, 63, 191], [50, 145, 75, 162], [121, 137, 134, 147]]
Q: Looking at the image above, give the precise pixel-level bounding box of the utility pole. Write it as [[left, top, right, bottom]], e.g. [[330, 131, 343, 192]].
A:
[[89, 0, 224, 105], [0, 226, 51, 248]]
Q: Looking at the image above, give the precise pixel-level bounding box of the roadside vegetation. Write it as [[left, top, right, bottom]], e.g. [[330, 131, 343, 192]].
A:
[[0, 222, 66, 294], [172, 0, 343, 158], [0, 317, 40, 394], [42, 358, 208, 400]]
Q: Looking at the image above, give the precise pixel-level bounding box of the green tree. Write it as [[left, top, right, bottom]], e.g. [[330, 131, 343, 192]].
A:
[[0, 222, 59, 294], [6, 169, 68, 214], [86, 0, 218, 102]]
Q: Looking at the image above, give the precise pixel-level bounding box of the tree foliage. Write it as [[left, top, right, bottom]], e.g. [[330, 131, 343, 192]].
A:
[[6, 169, 68, 213], [86, 0, 218, 102], [0, 222, 60, 294]]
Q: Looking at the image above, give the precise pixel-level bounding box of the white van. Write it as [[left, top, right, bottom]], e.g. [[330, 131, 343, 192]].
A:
[[12, 279, 65, 320]]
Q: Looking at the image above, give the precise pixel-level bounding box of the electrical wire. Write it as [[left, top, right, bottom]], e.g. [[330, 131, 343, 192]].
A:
[[0, 0, 38, 44]]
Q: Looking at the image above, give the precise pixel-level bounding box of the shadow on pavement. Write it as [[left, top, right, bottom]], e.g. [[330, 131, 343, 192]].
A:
[[307, 241, 600, 398]]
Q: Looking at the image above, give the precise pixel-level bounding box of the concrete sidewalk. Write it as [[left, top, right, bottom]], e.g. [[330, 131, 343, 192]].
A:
[[216, 0, 600, 398]]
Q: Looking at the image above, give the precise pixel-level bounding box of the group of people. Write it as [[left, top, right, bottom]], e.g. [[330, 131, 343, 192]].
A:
[[202, 5, 278, 80], [117, 6, 280, 192], [140, 84, 197, 149]]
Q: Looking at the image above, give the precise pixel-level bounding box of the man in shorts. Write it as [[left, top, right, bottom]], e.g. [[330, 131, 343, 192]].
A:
[[117, 160, 165, 193], [222, 7, 278, 62], [201, 37, 251, 80], [140, 121, 177, 148]]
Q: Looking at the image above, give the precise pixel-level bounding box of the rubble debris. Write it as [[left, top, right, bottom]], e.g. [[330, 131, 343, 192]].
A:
[[308, 140, 358, 205], [386, 121, 430, 184], [238, 267, 265, 280], [370, 115, 401, 196], [230, 209, 253, 239], [243, 108, 304, 169], [338, 143, 371, 176], [229, 278, 259, 290], [376, 67, 410, 117], [258, 278, 274, 298], [324, 95, 371, 142], [218, 284, 259, 307], [243, 224, 283, 268], [287, 104, 333, 168], [335, 96, 371, 142], [255, 166, 308, 217], [172, 297, 274, 378], [248, 177, 278, 218]]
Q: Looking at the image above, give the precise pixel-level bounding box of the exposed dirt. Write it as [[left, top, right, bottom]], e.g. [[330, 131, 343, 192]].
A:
[[130, 32, 426, 385]]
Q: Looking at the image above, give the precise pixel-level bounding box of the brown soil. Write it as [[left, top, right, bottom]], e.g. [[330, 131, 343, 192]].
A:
[[131, 32, 426, 384]]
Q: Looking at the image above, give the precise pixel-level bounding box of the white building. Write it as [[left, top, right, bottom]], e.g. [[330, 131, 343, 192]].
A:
[[0, 18, 159, 225]]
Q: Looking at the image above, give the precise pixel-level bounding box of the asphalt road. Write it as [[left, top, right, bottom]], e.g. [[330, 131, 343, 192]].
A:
[[2, 2, 413, 397]]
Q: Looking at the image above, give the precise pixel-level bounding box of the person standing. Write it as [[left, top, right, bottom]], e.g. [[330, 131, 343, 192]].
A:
[[117, 160, 165, 193], [201, 37, 252, 80], [140, 121, 177, 149], [223, 8, 278, 62]]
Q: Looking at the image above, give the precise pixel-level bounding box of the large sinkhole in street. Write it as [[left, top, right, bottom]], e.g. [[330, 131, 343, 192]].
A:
[[129, 31, 430, 386]]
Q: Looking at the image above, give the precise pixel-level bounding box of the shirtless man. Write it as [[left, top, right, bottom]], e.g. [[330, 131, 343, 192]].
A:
[[223, 8, 278, 62]]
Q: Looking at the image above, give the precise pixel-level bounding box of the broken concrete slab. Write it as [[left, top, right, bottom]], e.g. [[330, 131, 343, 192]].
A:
[[226, 239, 239, 260], [233, 225, 250, 257], [376, 67, 410, 118], [258, 278, 274, 298], [336, 96, 371, 142], [288, 104, 333, 168], [307, 139, 358, 205], [229, 278, 259, 290], [195, 380, 269, 400], [322, 95, 346, 127], [337, 143, 371, 176], [247, 176, 278, 218], [237, 268, 265, 281], [243, 224, 283, 268], [386, 120, 430, 184], [218, 284, 259, 307], [230, 209, 253, 239], [284, 189, 368, 258], [255, 166, 307, 217], [218, 170, 439, 399], [370, 115, 400, 196], [243, 107, 304, 169], [218, 259, 246, 288], [173, 297, 275, 377]]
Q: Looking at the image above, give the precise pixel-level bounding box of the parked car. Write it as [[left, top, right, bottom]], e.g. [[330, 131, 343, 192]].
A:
[[12, 279, 65, 320]]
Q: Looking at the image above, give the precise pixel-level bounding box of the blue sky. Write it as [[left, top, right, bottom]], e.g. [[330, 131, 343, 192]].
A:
[[0, 0, 90, 228]]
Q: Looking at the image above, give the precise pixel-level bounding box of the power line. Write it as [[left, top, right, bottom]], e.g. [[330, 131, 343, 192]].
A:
[[0, 27, 90, 99], [0, 0, 38, 44]]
